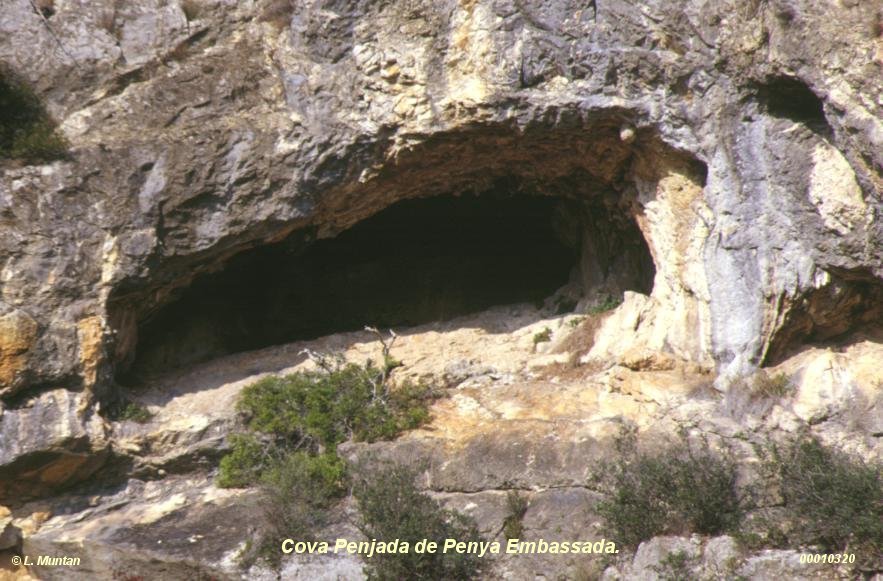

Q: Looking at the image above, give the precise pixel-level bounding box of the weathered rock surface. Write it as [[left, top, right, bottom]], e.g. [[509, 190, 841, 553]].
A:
[[0, 507, 20, 551], [0, 306, 876, 579], [1, 0, 881, 578], [601, 535, 842, 581], [0, 0, 879, 399], [0, 390, 108, 502]]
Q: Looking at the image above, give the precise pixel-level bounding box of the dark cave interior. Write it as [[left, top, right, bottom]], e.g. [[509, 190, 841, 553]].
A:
[[119, 177, 659, 381], [124, 194, 574, 378], [756, 76, 830, 132]]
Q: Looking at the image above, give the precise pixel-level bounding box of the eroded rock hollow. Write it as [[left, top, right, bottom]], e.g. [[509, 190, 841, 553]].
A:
[[119, 132, 661, 378], [122, 192, 647, 377]]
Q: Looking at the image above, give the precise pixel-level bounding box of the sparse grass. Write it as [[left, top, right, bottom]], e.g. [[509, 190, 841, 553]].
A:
[[118, 402, 154, 423], [354, 462, 484, 580], [722, 370, 797, 420], [750, 371, 793, 398], [502, 491, 529, 540], [0, 67, 67, 163], [533, 327, 552, 345], [568, 316, 586, 328], [760, 436, 883, 570], [586, 296, 622, 315], [553, 313, 607, 361], [590, 430, 746, 548]]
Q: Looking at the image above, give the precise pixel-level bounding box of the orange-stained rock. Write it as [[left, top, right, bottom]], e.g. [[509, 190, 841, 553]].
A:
[[0, 311, 38, 397]]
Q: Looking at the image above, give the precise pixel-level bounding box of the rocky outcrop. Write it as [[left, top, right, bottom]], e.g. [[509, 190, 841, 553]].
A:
[[0, 0, 881, 578], [602, 535, 838, 581], [0, 390, 108, 502], [0, 0, 879, 403], [5, 308, 880, 579]]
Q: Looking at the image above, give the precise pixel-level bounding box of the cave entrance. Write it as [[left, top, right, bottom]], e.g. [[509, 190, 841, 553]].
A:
[[121, 188, 655, 380]]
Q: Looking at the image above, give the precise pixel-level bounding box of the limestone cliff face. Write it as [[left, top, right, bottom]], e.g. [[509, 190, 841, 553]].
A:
[[0, 0, 881, 576]]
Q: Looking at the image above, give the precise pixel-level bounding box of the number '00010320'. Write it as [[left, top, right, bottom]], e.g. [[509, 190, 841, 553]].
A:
[[799, 553, 856, 564]]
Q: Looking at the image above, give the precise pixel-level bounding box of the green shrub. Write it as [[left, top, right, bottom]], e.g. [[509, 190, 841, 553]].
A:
[[0, 68, 67, 163], [219, 360, 435, 487], [763, 436, 882, 567], [653, 550, 696, 581], [118, 402, 154, 423], [591, 432, 745, 547], [217, 433, 270, 488], [235, 361, 434, 458], [503, 491, 529, 540], [533, 327, 552, 345], [354, 463, 484, 580], [237, 451, 348, 568], [218, 349, 438, 569]]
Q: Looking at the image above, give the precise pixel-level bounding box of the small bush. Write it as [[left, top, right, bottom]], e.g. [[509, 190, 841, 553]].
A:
[[502, 491, 529, 540], [218, 346, 437, 569], [219, 360, 434, 487], [0, 68, 67, 163], [763, 436, 882, 568], [591, 432, 745, 547], [118, 402, 154, 423], [255, 452, 347, 565], [586, 296, 622, 315], [653, 550, 696, 581], [235, 361, 434, 457], [235, 451, 347, 568], [750, 371, 793, 398], [533, 328, 552, 345], [354, 463, 484, 580]]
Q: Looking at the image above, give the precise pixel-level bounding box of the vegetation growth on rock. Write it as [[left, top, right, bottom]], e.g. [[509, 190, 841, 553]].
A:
[[591, 430, 746, 547], [760, 436, 883, 570], [0, 67, 67, 163], [502, 491, 529, 541], [117, 402, 154, 424], [354, 462, 485, 580], [218, 334, 437, 568]]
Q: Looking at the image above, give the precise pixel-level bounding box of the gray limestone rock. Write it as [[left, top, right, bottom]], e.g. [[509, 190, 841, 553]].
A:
[[0, 0, 881, 577]]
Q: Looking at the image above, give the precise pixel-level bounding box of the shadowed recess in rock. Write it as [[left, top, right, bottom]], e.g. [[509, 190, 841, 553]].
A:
[[123, 194, 587, 377], [755, 76, 829, 132], [123, 191, 654, 378], [764, 268, 883, 365]]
